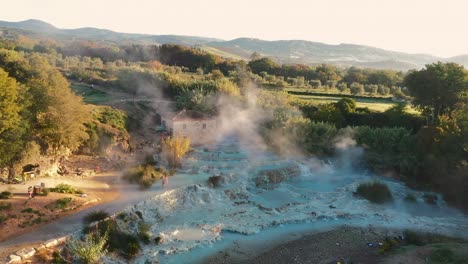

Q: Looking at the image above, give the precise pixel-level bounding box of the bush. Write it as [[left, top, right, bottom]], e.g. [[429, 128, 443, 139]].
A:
[[207, 175, 223, 188], [40, 188, 50, 196], [138, 223, 151, 245], [68, 230, 108, 264], [50, 184, 83, 194], [423, 193, 438, 205], [0, 215, 8, 223], [83, 210, 109, 225], [378, 237, 400, 255], [51, 251, 67, 264], [154, 236, 164, 244], [430, 248, 455, 263], [135, 211, 143, 220], [50, 198, 73, 210], [354, 182, 393, 204], [83, 219, 141, 260], [123, 165, 167, 189], [354, 126, 418, 175], [0, 202, 12, 211], [403, 230, 466, 246], [0, 191, 13, 199], [21, 207, 34, 213], [404, 194, 417, 203]]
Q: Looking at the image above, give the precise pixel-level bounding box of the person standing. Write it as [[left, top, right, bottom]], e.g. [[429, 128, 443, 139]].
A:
[[27, 186, 33, 199]]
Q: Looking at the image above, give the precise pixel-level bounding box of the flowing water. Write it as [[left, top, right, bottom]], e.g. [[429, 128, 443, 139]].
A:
[[109, 137, 468, 264]]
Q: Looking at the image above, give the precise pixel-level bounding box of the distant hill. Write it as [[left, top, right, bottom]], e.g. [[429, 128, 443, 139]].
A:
[[0, 19, 466, 70], [446, 55, 468, 68], [0, 19, 221, 46], [207, 38, 441, 70]]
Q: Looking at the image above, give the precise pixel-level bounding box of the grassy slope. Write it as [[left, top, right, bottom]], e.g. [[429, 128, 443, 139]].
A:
[[70, 84, 111, 104], [200, 46, 244, 60]]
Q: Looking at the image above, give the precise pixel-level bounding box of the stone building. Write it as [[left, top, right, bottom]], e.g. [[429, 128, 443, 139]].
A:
[[161, 109, 217, 145]]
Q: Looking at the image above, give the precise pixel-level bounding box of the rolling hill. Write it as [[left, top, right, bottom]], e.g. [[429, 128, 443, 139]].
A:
[[0, 19, 466, 70]]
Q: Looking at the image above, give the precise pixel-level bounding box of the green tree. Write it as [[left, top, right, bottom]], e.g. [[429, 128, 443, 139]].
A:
[[350, 82, 365, 95], [0, 68, 26, 167], [248, 57, 279, 75], [404, 62, 468, 124], [336, 98, 356, 114], [337, 82, 348, 93]]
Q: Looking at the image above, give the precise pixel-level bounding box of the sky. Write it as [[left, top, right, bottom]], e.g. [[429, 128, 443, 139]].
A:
[[1, 0, 467, 57]]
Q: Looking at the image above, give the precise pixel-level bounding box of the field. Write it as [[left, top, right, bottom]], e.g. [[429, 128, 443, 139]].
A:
[[70, 83, 111, 104], [283, 87, 417, 113], [200, 46, 244, 60], [295, 94, 397, 112]]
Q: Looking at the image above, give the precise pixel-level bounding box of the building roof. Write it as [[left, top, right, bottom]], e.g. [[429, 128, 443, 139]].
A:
[[165, 109, 214, 121]]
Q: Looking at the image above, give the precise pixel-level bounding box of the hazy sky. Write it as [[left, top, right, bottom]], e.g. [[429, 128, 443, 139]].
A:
[[1, 0, 467, 57]]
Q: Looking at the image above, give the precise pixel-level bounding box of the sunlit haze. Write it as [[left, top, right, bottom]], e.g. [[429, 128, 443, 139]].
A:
[[1, 0, 467, 57]]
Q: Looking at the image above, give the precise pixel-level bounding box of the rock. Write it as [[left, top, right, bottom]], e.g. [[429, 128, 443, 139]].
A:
[[57, 236, 67, 244], [16, 248, 36, 259], [44, 239, 58, 248], [35, 244, 46, 251], [8, 255, 21, 263]]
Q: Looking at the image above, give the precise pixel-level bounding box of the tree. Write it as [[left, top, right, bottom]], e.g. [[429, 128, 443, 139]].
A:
[[309, 80, 321, 88], [34, 64, 91, 154], [336, 98, 356, 114], [337, 82, 348, 93], [315, 64, 341, 84], [0, 68, 26, 167], [350, 82, 365, 95], [250, 52, 262, 60], [248, 57, 279, 75], [161, 135, 191, 169], [404, 62, 467, 124]]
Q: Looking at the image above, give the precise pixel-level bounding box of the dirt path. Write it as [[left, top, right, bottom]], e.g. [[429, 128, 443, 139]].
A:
[[0, 171, 202, 257]]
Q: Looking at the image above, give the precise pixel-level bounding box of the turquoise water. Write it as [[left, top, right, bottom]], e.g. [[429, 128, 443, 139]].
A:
[[109, 137, 468, 264]]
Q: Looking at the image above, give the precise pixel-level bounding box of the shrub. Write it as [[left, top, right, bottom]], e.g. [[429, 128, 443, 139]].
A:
[[21, 207, 34, 213], [51, 198, 73, 210], [161, 134, 191, 169], [430, 248, 455, 263], [403, 230, 466, 246], [83, 219, 141, 260], [354, 182, 393, 204], [378, 237, 400, 255], [40, 188, 50, 196], [423, 193, 438, 205], [207, 175, 223, 188], [138, 223, 151, 245], [83, 210, 109, 225], [353, 126, 418, 175], [404, 194, 417, 203], [154, 236, 164, 244], [0, 215, 8, 223], [68, 230, 108, 264], [0, 202, 12, 211], [117, 212, 126, 219], [0, 191, 13, 199], [123, 165, 167, 189], [50, 184, 83, 194], [135, 211, 143, 220], [51, 251, 67, 264]]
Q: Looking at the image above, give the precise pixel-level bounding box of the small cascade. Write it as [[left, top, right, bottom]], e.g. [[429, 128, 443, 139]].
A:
[[108, 138, 468, 264]]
